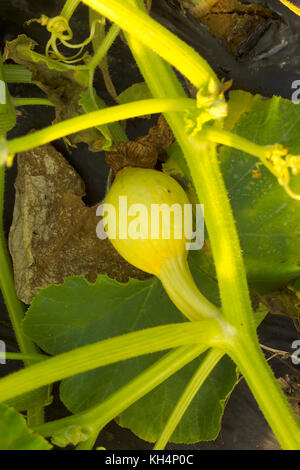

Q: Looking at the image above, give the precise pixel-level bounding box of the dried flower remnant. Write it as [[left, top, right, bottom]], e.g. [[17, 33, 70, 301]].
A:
[[106, 115, 174, 173]]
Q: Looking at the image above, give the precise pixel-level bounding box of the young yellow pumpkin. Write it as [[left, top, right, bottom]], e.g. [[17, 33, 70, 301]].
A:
[[103, 167, 190, 277], [103, 167, 220, 321]]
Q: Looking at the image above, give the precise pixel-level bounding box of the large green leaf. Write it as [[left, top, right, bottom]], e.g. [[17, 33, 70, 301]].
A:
[[23, 275, 237, 444], [0, 403, 52, 450], [220, 93, 300, 292]]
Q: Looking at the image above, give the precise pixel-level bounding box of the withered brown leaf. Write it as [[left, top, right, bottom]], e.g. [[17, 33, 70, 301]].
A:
[[106, 115, 173, 173]]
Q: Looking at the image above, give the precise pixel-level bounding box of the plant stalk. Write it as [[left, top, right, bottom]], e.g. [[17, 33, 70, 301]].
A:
[[154, 348, 224, 450], [0, 320, 225, 404], [5, 98, 196, 160], [159, 256, 221, 321], [34, 345, 206, 438], [81, 0, 219, 91]]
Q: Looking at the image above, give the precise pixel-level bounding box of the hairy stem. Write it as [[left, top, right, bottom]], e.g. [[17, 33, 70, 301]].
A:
[[81, 0, 219, 92]]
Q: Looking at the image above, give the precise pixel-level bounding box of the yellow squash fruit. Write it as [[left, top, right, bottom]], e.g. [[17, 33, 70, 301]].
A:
[[104, 167, 190, 276], [103, 167, 220, 321]]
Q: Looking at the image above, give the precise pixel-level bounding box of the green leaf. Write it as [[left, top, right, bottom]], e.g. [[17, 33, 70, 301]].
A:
[[220, 92, 300, 292], [23, 274, 237, 444], [0, 403, 52, 450], [117, 82, 152, 104]]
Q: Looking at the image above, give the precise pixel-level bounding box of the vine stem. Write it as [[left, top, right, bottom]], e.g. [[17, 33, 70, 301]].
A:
[[61, 0, 81, 20], [0, 169, 30, 355], [12, 98, 54, 107], [0, 320, 225, 404], [0, 352, 46, 362], [154, 348, 225, 450], [186, 136, 255, 332], [88, 22, 120, 73], [0, 55, 47, 427], [81, 0, 219, 92], [86, 22, 127, 145], [201, 127, 286, 164], [5, 98, 196, 160]]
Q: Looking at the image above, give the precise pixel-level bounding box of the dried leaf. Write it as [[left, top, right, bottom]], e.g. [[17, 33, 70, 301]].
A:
[[252, 288, 300, 320], [106, 115, 173, 173]]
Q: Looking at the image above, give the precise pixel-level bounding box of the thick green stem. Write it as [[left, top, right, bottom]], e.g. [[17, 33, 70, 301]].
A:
[[75, 430, 100, 450], [0, 320, 225, 404], [81, 0, 219, 92], [3, 65, 32, 83], [34, 345, 206, 438], [227, 337, 300, 449], [187, 136, 255, 332], [61, 0, 81, 19], [154, 348, 224, 450]]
